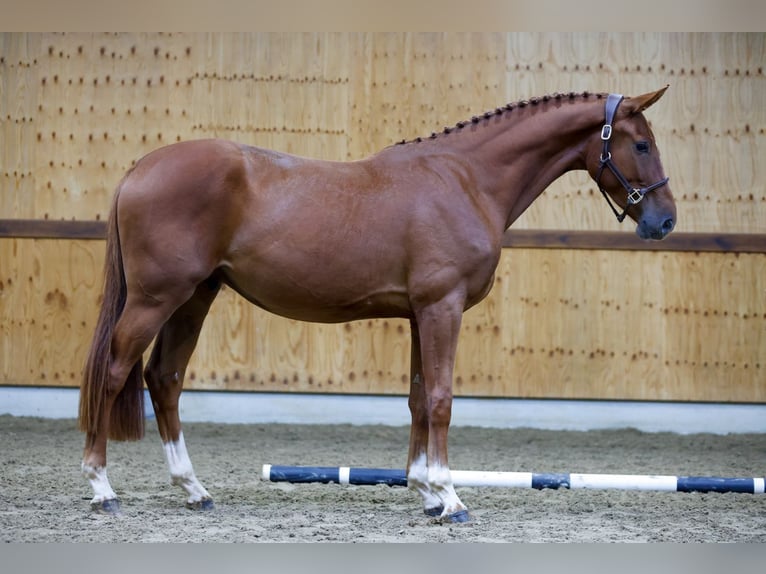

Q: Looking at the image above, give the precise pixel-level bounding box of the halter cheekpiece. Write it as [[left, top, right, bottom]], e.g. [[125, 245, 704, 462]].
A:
[[596, 93, 669, 223]]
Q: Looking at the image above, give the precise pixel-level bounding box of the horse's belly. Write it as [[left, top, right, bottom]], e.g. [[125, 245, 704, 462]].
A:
[[220, 267, 412, 323]]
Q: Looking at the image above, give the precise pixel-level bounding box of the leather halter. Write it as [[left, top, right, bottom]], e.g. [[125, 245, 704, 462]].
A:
[[596, 93, 670, 223]]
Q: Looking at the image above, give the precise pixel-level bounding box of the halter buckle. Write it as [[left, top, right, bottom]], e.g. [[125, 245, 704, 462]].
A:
[[627, 188, 644, 205], [601, 124, 612, 140]]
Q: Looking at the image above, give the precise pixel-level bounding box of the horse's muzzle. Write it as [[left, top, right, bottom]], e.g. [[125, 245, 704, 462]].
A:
[[637, 214, 675, 240]]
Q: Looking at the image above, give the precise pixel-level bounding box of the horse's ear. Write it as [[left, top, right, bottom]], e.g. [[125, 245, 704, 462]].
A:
[[624, 85, 669, 115]]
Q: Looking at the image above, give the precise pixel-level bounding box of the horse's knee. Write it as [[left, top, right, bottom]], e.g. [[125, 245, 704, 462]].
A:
[[426, 393, 453, 425]]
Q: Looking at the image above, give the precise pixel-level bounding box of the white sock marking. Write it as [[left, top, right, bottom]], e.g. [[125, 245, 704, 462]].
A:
[[82, 463, 118, 504], [407, 453, 443, 511], [428, 463, 465, 516], [162, 432, 211, 504]]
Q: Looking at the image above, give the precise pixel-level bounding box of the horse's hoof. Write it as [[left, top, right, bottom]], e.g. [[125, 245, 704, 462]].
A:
[[424, 505, 444, 517], [446, 509, 470, 523], [186, 497, 214, 511], [91, 498, 121, 515]]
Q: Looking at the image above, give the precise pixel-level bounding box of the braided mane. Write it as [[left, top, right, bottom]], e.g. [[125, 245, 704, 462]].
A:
[[394, 91, 605, 146]]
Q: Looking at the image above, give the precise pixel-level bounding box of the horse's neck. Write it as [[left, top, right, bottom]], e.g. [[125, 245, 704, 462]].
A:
[[450, 97, 605, 230]]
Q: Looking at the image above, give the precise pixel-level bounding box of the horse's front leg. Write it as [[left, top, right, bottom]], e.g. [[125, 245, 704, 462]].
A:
[[406, 319, 444, 517], [407, 295, 469, 523]]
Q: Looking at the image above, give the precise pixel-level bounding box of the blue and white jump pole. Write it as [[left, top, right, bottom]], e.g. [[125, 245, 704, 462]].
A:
[[262, 464, 766, 494]]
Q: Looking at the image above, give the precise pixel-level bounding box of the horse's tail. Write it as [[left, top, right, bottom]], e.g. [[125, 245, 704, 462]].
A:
[[78, 182, 145, 441]]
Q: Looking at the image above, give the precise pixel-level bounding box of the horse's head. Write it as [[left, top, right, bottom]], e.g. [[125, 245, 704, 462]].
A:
[[586, 86, 676, 240]]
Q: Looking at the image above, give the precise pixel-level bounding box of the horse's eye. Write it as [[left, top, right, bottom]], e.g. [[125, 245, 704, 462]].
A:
[[635, 141, 650, 154]]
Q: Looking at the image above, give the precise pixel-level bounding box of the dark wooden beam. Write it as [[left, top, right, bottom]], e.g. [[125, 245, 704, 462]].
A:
[[1, 220, 764, 254], [0, 219, 107, 239], [501, 229, 766, 253]]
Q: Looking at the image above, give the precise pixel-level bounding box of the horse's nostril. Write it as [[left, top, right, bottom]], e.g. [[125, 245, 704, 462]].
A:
[[661, 217, 674, 233]]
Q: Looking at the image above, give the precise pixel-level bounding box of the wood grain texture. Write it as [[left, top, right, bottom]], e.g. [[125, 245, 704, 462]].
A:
[[2, 239, 763, 403], [0, 238, 104, 388], [1, 33, 764, 232], [2, 33, 764, 402]]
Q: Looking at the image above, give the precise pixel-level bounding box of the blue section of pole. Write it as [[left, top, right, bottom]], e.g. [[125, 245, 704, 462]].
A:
[[268, 466, 340, 484], [530, 473, 570, 490], [676, 476, 758, 494], [348, 468, 408, 487]]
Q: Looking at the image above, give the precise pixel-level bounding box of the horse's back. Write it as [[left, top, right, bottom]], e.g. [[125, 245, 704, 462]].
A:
[[119, 138, 340, 213]]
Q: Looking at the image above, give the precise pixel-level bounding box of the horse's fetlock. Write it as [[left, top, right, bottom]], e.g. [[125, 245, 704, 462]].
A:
[[81, 462, 100, 479]]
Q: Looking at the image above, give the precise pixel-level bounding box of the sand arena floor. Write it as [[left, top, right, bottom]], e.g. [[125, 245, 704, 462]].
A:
[[1, 415, 764, 542]]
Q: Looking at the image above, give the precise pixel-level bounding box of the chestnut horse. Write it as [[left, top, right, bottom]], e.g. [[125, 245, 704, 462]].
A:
[[79, 88, 676, 522]]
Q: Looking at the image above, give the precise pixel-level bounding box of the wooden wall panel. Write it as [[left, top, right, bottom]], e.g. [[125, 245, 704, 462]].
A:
[[347, 33, 508, 156], [1, 238, 763, 403], [2, 32, 764, 231], [1, 33, 764, 402], [0, 238, 103, 387], [458, 249, 766, 402]]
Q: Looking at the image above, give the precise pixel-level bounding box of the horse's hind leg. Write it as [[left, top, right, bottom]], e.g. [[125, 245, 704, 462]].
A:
[[144, 277, 220, 510], [82, 292, 189, 514]]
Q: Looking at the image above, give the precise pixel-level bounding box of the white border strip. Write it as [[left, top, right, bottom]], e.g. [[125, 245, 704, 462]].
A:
[[1, 386, 765, 435]]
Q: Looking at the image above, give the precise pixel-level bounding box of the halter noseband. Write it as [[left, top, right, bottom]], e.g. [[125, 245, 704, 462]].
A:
[[596, 93, 669, 223]]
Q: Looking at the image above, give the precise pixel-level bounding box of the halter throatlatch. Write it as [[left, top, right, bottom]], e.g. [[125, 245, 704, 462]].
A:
[[596, 93, 670, 223]]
